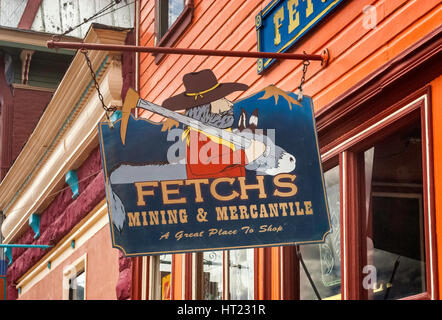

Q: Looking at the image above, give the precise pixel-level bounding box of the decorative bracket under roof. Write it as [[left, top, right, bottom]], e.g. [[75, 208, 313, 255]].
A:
[[20, 50, 34, 85]]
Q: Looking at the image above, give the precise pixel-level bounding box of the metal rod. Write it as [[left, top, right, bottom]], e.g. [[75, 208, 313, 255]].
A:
[[296, 245, 322, 300], [47, 40, 327, 62], [0, 244, 52, 249], [384, 256, 401, 300]]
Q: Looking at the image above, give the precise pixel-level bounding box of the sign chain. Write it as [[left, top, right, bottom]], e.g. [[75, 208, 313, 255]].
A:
[[297, 57, 310, 101], [81, 49, 117, 125]]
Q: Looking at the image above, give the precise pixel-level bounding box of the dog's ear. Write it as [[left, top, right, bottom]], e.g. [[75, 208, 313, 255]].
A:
[[238, 108, 247, 131], [248, 108, 258, 132]]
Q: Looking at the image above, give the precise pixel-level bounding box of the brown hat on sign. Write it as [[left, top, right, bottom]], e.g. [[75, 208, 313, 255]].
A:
[[162, 69, 249, 110]]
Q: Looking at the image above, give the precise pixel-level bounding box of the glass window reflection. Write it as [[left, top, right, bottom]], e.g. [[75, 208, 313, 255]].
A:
[[202, 251, 223, 300], [229, 249, 254, 300], [68, 271, 85, 300], [168, 0, 185, 28], [300, 165, 341, 300]]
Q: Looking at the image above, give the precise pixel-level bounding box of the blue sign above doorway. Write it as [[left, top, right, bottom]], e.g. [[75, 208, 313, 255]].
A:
[[256, 0, 343, 73]]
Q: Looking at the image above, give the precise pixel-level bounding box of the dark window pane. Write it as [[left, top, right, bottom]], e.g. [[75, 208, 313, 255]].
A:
[[364, 121, 426, 300], [158, 0, 185, 39]]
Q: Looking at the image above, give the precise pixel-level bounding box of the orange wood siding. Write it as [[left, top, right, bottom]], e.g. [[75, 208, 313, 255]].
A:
[[270, 247, 281, 299], [139, 0, 441, 114], [139, 0, 442, 299], [172, 253, 184, 299]]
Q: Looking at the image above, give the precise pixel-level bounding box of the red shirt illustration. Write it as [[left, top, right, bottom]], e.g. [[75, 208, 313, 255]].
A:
[[185, 128, 248, 179]]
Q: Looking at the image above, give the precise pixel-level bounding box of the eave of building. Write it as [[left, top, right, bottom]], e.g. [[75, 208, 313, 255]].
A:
[[0, 25, 79, 55], [11, 83, 56, 93], [0, 24, 130, 244]]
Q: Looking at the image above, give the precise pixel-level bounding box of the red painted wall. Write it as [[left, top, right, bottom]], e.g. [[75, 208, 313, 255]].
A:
[[0, 277, 5, 300], [0, 84, 52, 180], [0, 58, 14, 180], [11, 88, 53, 162]]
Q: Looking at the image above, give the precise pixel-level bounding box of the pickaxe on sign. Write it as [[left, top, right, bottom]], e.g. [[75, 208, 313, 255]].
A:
[[118, 88, 252, 150], [120, 88, 140, 145], [117, 88, 296, 176]]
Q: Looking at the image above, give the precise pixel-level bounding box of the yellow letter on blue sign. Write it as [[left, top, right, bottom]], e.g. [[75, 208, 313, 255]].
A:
[[273, 6, 284, 46], [287, 0, 299, 34]]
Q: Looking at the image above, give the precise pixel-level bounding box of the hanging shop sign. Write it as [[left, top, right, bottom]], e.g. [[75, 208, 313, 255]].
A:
[[98, 69, 331, 256], [256, 0, 343, 73]]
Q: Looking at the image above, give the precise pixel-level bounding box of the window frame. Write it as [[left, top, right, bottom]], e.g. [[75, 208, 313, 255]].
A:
[[153, 0, 194, 65], [62, 254, 87, 300], [321, 88, 437, 300], [148, 254, 174, 300], [192, 249, 257, 300], [314, 28, 441, 299]]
